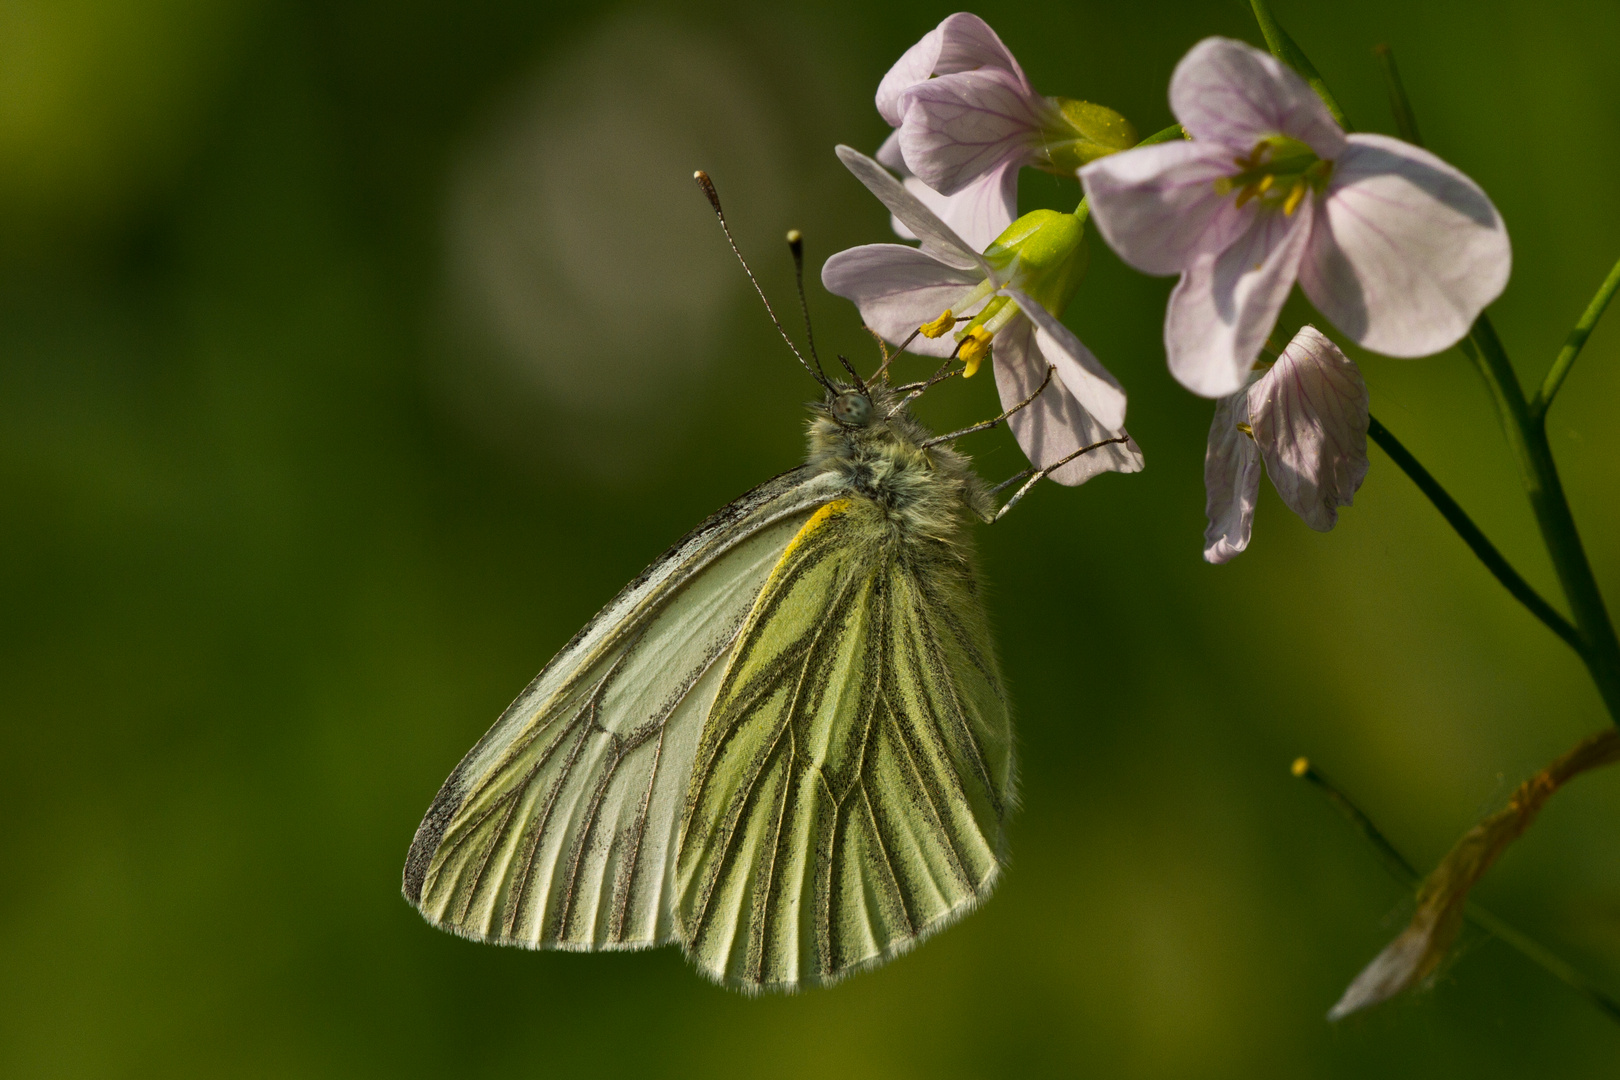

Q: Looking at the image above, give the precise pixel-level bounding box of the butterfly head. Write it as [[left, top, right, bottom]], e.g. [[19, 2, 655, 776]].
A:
[[829, 390, 873, 427]]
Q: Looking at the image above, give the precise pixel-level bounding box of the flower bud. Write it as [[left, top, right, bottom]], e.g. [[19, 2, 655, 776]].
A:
[[1038, 99, 1139, 174], [983, 209, 1089, 315]]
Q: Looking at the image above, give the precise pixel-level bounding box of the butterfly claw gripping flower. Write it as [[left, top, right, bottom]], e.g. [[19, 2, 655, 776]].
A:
[[873, 12, 1136, 251], [823, 145, 1141, 487], [1204, 325, 1368, 563], [1081, 37, 1511, 399]]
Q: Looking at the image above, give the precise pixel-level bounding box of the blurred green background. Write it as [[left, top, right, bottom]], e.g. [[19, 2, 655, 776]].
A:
[[3, 0, 1619, 1075]]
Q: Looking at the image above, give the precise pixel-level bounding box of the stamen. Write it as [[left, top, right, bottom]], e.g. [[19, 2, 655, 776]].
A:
[[1256, 174, 1275, 195], [1235, 421, 1254, 438], [958, 328, 993, 378], [918, 310, 956, 339], [1283, 180, 1307, 216]]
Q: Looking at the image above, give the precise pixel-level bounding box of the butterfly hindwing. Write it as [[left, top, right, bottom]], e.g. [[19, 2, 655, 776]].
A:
[[675, 495, 1014, 991], [402, 466, 845, 950]]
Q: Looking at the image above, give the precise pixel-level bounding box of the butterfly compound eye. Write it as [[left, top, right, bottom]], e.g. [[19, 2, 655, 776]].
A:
[[831, 392, 872, 427]]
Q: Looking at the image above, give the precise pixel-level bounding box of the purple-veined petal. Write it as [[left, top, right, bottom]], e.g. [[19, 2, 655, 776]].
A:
[[1203, 382, 1262, 563], [1248, 325, 1368, 531], [1300, 134, 1511, 358], [836, 145, 990, 273], [820, 243, 985, 358], [876, 12, 1027, 126], [1166, 198, 1315, 398], [1170, 37, 1346, 158], [890, 169, 1019, 254], [1002, 286, 1126, 429], [896, 68, 1046, 197], [1081, 140, 1257, 275], [994, 321, 1145, 486]]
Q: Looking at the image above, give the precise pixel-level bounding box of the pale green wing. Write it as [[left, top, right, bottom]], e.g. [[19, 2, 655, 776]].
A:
[[675, 496, 1014, 991], [403, 466, 846, 951]]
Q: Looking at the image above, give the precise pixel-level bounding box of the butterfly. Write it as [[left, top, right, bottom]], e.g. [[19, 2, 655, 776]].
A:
[[401, 173, 1125, 992]]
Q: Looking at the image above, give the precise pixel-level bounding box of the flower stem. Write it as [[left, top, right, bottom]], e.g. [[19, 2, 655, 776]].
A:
[[1293, 757, 1620, 1024], [1460, 321, 1620, 723], [1372, 44, 1422, 145], [1530, 253, 1620, 421], [1248, 0, 1352, 130], [1367, 414, 1583, 656]]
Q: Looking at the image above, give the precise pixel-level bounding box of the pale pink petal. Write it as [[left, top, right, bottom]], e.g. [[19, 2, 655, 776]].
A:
[[1002, 286, 1126, 429], [1300, 134, 1511, 358], [1248, 325, 1368, 531], [820, 244, 984, 358], [877, 128, 907, 171], [1203, 383, 1262, 563], [1166, 198, 1315, 398], [1081, 140, 1257, 274], [875, 12, 1027, 126], [876, 25, 944, 127], [1170, 37, 1346, 158], [994, 321, 1145, 486], [889, 169, 1018, 253], [896, 68, 1046, 196], [836, 145, 989, 273]]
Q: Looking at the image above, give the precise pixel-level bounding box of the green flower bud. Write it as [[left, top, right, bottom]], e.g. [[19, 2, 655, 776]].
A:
[[983, 209, 1089, 315], [1037, 99, 1139, 174]]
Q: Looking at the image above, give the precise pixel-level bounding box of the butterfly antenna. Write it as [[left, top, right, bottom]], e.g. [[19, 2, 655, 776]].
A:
[[694, 171, 833, 392], [785, 229, 832, 385], [837, 355, 869, 396]]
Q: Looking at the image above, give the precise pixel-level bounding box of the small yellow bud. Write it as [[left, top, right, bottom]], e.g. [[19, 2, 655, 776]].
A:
[[1291, 756, 1310, 778], [918, 310, 956, 339], [958, 327, 993, 377]]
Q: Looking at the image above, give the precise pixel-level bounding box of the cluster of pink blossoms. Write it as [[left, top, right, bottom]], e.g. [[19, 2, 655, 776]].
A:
[[824, 14, 1510, 562]]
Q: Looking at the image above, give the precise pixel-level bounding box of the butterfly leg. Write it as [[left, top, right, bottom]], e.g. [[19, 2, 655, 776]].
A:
[[982, 435, 1132, 523], [920, 365, 1055, 448]]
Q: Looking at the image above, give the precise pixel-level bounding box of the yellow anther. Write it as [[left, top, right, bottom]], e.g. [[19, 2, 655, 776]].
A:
[[1283, 179, 1307, 216], [1235, 421, 1254, 438], [1256, 173, 1275, 195], [958, 327, 993, 378], [918, 310, 956, 339], [1291, 756, 1310, 778]]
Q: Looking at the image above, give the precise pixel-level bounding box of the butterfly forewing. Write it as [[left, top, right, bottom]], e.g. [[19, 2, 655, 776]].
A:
[[675, 496, 1014, 991], [403, 466, 845, 950]]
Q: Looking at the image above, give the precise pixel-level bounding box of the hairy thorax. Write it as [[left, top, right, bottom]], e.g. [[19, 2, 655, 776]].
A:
[[804, 384, 992, 543]]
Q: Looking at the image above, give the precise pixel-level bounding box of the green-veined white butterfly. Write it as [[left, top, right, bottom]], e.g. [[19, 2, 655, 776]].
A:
[[402, 174, 1122, 992]]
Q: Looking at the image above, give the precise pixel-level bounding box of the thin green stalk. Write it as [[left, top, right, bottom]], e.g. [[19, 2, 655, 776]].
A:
[[1373, 44, 1421, 145], [1367, 415, 1583, 656], [1531, 254, 1620, 420], [1460, 322, 1620, 722], [1293, 758, 1620, 1023], [1368, 41, 1620, 723], [1248, 0, 1352, 129]]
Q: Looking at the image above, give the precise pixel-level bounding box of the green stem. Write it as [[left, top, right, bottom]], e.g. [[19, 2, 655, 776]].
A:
[[1367, 415, 1583, 656], [1531, 254, 1620, 420], [1294, 758, 1620, 1023], [1367, 41, 1620, 723], [1248, 0, 1352, 130], [1372, 44, 1422, 145], [1461, 319, 1620, 722]]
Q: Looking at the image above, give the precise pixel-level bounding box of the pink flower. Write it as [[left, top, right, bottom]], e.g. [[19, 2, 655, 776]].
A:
[[1204, 326, 1368, 563], [1081, 37, 1511, 399], [823, 146, 1142, 487], [873, 13, 1030, 251], [874, 13, 1135, 251]]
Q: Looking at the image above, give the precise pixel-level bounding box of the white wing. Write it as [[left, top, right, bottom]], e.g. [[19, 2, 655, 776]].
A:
[[403, 465, 845, 950]]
